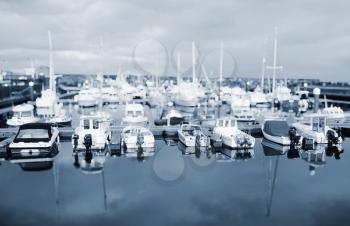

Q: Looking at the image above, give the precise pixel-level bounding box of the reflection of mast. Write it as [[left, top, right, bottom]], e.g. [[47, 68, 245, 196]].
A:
[[266, 156, 279, 217], [102, 169, 107, 212], [53, 159, 60, 223]]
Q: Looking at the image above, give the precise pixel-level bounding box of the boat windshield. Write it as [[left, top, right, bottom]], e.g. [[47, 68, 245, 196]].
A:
[[13, 112, 20, 118], [312, 117, 325, 132], [127, 110, 143, 117], [191, 125, 201, 131], [22, 111, 32, 117], [217, 120, 224, 127], [17, 129, 49, 139], [83, 119, 90, 129], [93, 119, 99, 129]]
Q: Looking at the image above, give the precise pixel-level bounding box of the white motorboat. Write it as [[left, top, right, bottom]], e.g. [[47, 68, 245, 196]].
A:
[[121, 126, 155, 150], [154, 109, 184, 126], [249, 88, 270, 107], [147, 87, 167, 107], [174, 83, 201, 107], [292, 115, 342, 146], [74, 87, 100, 107], [36, 89, 71, 126], [262, 119, 301, 146], [122, 103, 148, 125], [133, 85, 147, 100], [232, 108, 256, 123], [212, 118, 255, 149], [322, 106, 345, 123], [207, 93, 220, 107], [229, 87, 251, 108], [178, 123, 209, 147], [8, 123, 59, 159], [72, 114, 111, 151], [272, 85, 292, 104], [102, 87, 119, 104], [220, 86, 233, 103], [7, 103, 40, 127]]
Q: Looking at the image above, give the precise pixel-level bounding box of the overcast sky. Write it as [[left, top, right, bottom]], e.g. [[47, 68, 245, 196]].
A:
[[0, 0, 349, 81]]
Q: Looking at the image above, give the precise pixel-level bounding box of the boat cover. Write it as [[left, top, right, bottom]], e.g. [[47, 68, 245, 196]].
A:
[[13, 123, 53, 143], [263, 121, 290, 137]]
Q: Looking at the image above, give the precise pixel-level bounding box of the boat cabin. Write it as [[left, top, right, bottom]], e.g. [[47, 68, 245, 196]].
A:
[[124, 104, 145, 118], [12, 104, 35, 119]]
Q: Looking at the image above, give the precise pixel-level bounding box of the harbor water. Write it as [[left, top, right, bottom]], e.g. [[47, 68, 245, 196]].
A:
[[0, 104, 349, 226]]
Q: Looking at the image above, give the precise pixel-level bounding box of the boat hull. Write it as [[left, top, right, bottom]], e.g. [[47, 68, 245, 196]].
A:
[[262, 130, 291, 146]]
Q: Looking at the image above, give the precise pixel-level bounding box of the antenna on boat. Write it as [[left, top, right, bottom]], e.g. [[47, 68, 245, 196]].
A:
[[192, 41, 196, 83], [48, 30, 55, 93], [219, 42, 223, 100], [324, 94, 328, 108], [266, 27, 283, 94]]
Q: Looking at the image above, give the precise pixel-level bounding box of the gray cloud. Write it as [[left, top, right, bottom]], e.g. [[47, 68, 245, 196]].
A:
[[0, 0, 349, 81]]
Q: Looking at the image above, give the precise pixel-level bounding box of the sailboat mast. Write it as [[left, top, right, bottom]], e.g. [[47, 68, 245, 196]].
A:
[[272, 28, 278, 94], [48, 30, 55, 93], [98, 37, 104, 111], [261, 39, 267, 90], [219, 42, 223, 100], [266, 27, 282, 94], [177, 51, 181, 85], [261, 57, 266, 91], [192, 41, 196, 83]]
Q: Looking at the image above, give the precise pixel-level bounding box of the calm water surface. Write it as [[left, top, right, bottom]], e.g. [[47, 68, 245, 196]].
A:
[[1, 105, 349, 226], [0, 138, 349, 226]]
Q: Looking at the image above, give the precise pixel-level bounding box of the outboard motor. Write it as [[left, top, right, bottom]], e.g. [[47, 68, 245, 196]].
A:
[[236, 134, 245, 148], [288, 127, 301, 147], [83, 134, 93, 163], [136, 133, 144, 160], [136, 133, 144, 149], [327, 130, 340, 146]]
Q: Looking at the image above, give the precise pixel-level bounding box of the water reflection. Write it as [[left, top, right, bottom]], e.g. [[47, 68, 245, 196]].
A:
[[261, 138, 344, 175], [0, 136, 348, 225], [261, 138, 345, 217], [72, 148, 109, 212]]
